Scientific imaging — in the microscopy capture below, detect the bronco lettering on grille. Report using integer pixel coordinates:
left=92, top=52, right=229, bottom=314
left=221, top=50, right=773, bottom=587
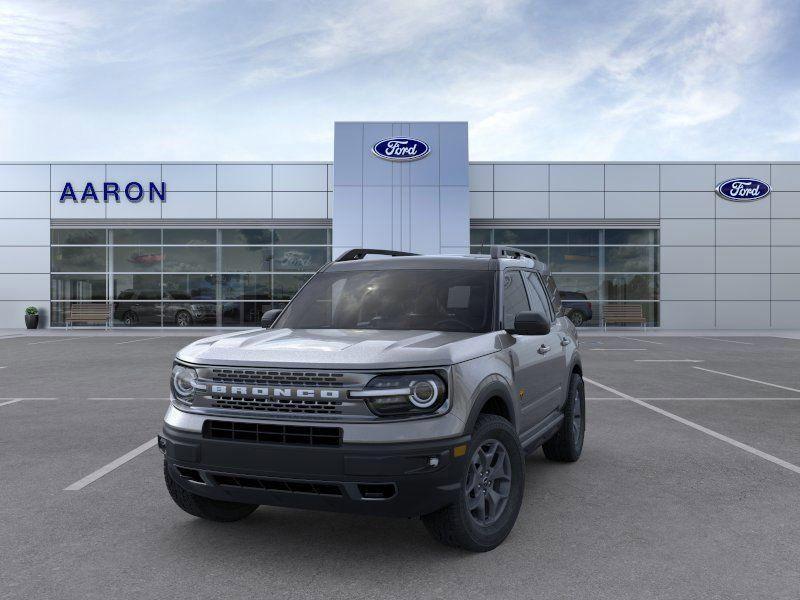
left=210, top=385, right=341, bottom=400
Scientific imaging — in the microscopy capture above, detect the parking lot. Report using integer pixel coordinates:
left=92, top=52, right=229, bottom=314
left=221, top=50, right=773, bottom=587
left=1, top=331, right=799, bottom=599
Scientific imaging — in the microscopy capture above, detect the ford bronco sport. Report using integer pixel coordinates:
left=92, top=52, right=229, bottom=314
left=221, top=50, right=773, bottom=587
left=161, top=246, right=585, bottom=551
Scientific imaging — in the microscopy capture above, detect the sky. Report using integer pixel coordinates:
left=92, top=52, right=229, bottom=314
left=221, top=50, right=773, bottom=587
left=0, top=0, right=798, bottom=161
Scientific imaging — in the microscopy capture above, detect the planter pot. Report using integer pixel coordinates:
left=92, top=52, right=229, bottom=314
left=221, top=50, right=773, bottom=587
left=25, top=314, right=39, bottom=330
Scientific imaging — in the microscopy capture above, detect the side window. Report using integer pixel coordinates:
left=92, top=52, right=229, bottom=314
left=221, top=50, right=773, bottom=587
left=546, top=274, right=562, bottom=315
left=522, top=272, right=551, bottom=320
left=502, top=271, right=531, bottom=328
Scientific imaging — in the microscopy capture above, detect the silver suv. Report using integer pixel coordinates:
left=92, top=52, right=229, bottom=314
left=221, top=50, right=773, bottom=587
left=160, top=246, right=585, bottom=551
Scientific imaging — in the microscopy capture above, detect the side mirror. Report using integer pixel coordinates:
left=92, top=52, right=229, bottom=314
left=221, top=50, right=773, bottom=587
left=509, top=311, right=550, bottom=335
left=260, top=308, right=282, bottom=329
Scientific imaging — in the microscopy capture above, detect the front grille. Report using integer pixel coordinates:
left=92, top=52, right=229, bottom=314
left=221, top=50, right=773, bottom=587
left=210, top=395, right=342, bottom=415
left=211, top=474, right=343, bottom=496
left=204, top=420, right=342, bottom=447
left=209, top=368, right=346, bottom=388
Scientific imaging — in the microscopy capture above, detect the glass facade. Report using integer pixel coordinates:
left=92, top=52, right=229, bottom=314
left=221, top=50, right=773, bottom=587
left=50, top=227, right=331, bottom=327
left=471, top=228, right=660, bottom=326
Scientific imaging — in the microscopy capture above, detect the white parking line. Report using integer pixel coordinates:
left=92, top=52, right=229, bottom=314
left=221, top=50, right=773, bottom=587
left=0, top=397, right=58, bottom=405
left=28, top=337, right=93, bottom=345
left=115, top=337, right=162, bottom=345
left=693, top=367, right=800, bottom=393
left=587, top=348, right=647, bottom=351
left=619, top=336, right=663, bottom=345
left=635, top=359, right=704, bottom=363
left=64, top=438, right=158, bottom=491
left=584, top=377, right=800, bottom=475
left=694, top=337, right=753, bottom=345
left=0, top=399, right=23, bottom=407
left=87, top=397, right=168, bottom=401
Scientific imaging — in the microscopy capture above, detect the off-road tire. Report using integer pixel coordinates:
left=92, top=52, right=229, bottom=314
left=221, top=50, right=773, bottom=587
left=422, top=415, right=525, bottom=552
left=542, top=372, right=585, bottom=462
left=164, top=461, right=258, bottom=522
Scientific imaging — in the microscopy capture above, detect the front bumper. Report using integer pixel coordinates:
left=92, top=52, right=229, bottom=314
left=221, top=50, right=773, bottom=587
left=160, top=423, right=470, bottom=518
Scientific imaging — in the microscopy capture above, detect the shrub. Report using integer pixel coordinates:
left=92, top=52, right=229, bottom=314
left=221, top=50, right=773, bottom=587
left=25, top=306, right=38, bottom=315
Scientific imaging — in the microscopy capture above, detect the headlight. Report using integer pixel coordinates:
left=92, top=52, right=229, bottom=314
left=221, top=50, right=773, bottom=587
left=351, top=373, right=447, bottom=417
left=171, top=364, right=198, bottom=406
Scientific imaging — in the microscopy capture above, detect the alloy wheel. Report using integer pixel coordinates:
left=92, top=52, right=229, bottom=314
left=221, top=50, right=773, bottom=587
left=465, top=439, right=512, bottom=526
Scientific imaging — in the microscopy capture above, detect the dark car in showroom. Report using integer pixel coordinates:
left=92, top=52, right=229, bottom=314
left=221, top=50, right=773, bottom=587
left=558, top=291, right=593, bottom=327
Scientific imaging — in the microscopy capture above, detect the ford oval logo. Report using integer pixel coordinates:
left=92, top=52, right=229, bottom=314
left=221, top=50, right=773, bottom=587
left=372, top=137, right=430, bottom=162
left=716, top=178, right=771, bottom=202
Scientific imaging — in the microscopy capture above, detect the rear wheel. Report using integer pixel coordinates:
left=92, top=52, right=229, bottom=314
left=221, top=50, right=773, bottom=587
left=121, top=311, right=138, bottom=326
left=164, top=461, right=258, bottom=522
left=175, top=311, right=193, bottom=327
left=568, top=311, right=585, bottom=327
left=422, top=415, right=525, bottom=552
left=542, top=372, right=585, bottom=462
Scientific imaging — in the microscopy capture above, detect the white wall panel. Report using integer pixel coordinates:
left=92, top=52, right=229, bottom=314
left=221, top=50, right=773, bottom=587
left=327, top=164, right=333, bottom=192
left=0, top=219, right=50, bottom=246
left=716, top=195, right=770, bottom=218
left=160, top=191, right=216, bottom=219
left=273, top=192, right=327, bottom=218
left=604, top=191, right=659, bottom=218
left=772, top=301, right=800, bottom=327
left=0, top=247, right=49, bottom=273
left=331, top=187, right=362, bottom=249
left=660, top=274, right=715, bottom=300
left=771, top=219, right=800, bottom=245
left=493, top=164, right=547, bottom=191
left=770, top=165, right=800, bottom=191
left=217, top=192, right=271, bottom=219
left=549, top=191, right=603, bottom=218
left=604, top=164, right=659, bottom=191
left=771, top=274, right=800, bottom=300
left=470, top=192, right=493, bottom=218
left=51, top=191, right=105, bottom=219
left=0, top=192, right=50, bottom=218
left=106, top=164, right=162, bottom=184
left=715, top=247, right=770, bottom=273
left=106, top=197, right=162, bottom=219
left=660, top=219, right=714, bottom=246
left=549, top=164, right=603, bottom=191
left=0, top=165, right=50, bottom=191
left=715, top=164, right=770, bottom=185
left=716, top=274, right=770, bottom=300
left=408, top=187, right=439, bottom=254
left=716, top=219, right=770, bottom=246
left=408, top=123, right=439, bottom=186
left=361, top=187, right=393, bottom=248
left=51, top=164, right=105, bottom=193
left=0, top=274, right=49, bottom=299
left=660, top=301, right=715, bottom=329
left=660, top=192, right=715, bottom=218
left=494, top=192, right=548, bottom=219
left=771, top=192, right=800, bottom=218
left=161, top=164, right=216, bottom=191
left=439, top=123, right=469, bottom=186
left=363, top=124, right=394, bottom=186
left=217, top=164, right=271, bottom=191
left=0, top=301, right=49, bottom=328
left=716, top=301, right=770, bottom=329
left=469, top=165, right=493, bottom=192
left=273, top=164, right=327, bottom=191
left=660, top=164, right=714, bottom=191
left=333, top=123, right=363, bottom=186
left=660, top=247, right=714, bottom=273
left=440, top=187, right=469, bottom=247
left=772, top=247, right=800, bottom=273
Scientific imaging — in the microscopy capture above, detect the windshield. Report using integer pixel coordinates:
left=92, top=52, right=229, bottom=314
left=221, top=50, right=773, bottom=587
left=274, top=269, right=496, bottom=333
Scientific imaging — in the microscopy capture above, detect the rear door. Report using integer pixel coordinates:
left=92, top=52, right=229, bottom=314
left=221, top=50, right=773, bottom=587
left=501, top=270, right=554, bottom=434
left=523, top=271, right=566, bottom=414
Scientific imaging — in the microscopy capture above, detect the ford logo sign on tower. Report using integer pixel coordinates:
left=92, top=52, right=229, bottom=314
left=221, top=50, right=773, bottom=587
left=372, top=137, right=430, bottom=161
left=716, top=178, right=771, bottom=202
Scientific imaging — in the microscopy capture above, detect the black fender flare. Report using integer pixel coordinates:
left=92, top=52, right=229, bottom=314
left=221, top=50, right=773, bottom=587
left=463, top=377, right=518, bottom=433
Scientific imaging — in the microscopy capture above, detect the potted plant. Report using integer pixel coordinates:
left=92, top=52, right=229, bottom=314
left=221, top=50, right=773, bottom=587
left=24, top=306, right=39, bottom=330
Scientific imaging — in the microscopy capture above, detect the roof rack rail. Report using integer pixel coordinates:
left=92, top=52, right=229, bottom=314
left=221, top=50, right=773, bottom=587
left=335, top=248, right=419, bottom=262
left=489, top=245, right=538, bottom=261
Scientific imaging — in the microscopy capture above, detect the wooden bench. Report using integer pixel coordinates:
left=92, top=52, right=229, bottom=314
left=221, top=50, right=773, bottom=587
left=65, top=304, right=111, bottom=329
left=602, top=304, right=647, bottom=330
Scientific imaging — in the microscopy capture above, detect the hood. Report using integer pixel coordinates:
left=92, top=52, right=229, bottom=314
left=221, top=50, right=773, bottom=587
left=176, top=328, right=502, bottom=370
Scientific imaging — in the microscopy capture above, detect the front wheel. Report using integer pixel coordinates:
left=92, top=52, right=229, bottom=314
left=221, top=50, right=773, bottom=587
left=175, top=311, right=193, bottom=327
left=164, top=462, right=258, bottom=522
left=542, top=372, right=585, bottom=462
left=422, top=415, right=525, bottom=552
left=568, top=310, right=585, bottom=327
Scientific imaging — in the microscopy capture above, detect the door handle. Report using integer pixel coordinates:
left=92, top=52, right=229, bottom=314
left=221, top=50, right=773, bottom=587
left=560, top=337, right=570, bottom=347
left=538, top=344, right=551, bottom=355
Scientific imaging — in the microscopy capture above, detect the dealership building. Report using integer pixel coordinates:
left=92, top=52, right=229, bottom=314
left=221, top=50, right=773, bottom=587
left=1, top=121, right=799, bottom=330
